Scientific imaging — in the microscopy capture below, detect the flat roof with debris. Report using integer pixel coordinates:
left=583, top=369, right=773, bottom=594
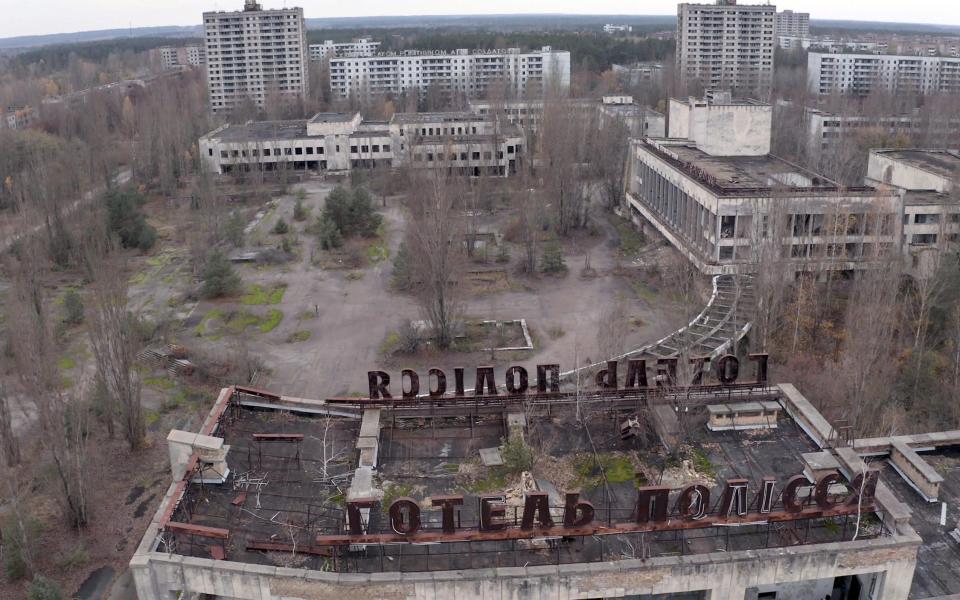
left=641, top=140, right=882, bottom=197
left=148, top=381, right=901, bottom=574
left=881, top=448, right=960, bottom=598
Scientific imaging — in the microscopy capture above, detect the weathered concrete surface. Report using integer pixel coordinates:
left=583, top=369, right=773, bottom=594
left=131, top=532, right=921, bottom=600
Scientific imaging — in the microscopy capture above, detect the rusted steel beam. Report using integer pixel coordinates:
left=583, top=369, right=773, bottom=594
left=314, top=503, right=874, bottom=546
left=234, top=384, right=282, bottom=401
left=246, top=540, right=333, bottom=556
left=156, top=481, right=187, bottom=529
left=252, top=433, right=304, bottom=442
left=164, top=521, right=231, bottom=540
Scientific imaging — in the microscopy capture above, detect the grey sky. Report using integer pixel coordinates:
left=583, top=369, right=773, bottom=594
left=1, top=1, right=959, bottom=39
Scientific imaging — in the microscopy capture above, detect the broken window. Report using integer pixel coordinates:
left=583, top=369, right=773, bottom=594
left=720, top=215, right=736, bottom=239
left=719, top=245, right=734, bottom=260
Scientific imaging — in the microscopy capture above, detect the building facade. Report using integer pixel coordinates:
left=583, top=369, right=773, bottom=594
left=627, top=97, right=901, bottom=275
left=158, top=45, right=207, bottom=70
left=676, top=0, right=776, bottom=99
left=2, top=105, right=36, bottom=130
left=808, top=52, right=960, bottom=96
left=774, top=10, right=810, bottom=38
left=308, top=38, right=381, bottom=61
left=202, top=0, right=309, bottom=113
left=865, top=149, right=960, bottom=274
left=467, top=96, right=665, bottom=137
left=804, top=107, right=960, bottom=170
left=328, top=47, right=571, bottom=102
left=199, top=111, right=524, bottom=176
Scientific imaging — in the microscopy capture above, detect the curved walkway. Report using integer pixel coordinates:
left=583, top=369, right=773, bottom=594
left=562, top=274, right=754, bottom=380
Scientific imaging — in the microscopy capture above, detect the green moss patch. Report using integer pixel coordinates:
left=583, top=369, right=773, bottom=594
left=241, top=283, right=287, bottom=305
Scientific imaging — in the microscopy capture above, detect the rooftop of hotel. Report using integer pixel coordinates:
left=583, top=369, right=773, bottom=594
left=151, top=382, right=900, bottom=574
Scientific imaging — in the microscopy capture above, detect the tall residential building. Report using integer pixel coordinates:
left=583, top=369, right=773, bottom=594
left=328, top=47, right=571, bottom=103
left=774, top=10, right=810, bottom=37
left=309, top=38, right=381, bottom=61
left=676, top=1, right=776, bottom=99
left=202, top=0, right=309, bottom=114
left=807, top=52, right=960, bottom=96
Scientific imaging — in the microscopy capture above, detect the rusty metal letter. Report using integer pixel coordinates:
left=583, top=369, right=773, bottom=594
left=521, top=492, right=554, bottom=530
left=676, top=484, right=710, bottom=520
left=389, top=498, right=421, bottom=535
left=563, top=493, right=595, bottom=527
left=596, top=360, right=619, bottom=389
left=475, top=366, right=497, bottom=396
left=506, top=366, right=529, bottom=395
left=715, top=354, right=740, bottom=385
left=346, top=498, right=376, bottom=534
left=479, top=494, right=507, bottom=531
left=454, top=367, right=465, bottom=396
left=846, top=470, right=880, bottom=507
left=719, top=479, right=749, bottom=517
left=635, top=486, right=671, bottom=523
left=757, top=477, right=776, bottom=513
left=814, top=472, right=845, bottom=509
left=536, top=364, right=560, bottom=393
left=781, top=474, right=812, bottom=513
left=656, top=358, right=678, bottom=387
left=749, top=353, right=769, bottom=384
left=625, top=359, right=648, bottom=388
left=428, top=368, right=447, bottom=397
left=431, top=495, right=464, bottom=533
left=401, top=369, right=420, bottom=399
left=368, top=371, right=391, bottom=399
left=689, top=357, right=709, bottom=385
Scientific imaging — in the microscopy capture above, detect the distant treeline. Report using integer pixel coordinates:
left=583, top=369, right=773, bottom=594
left=307, top=29, right=674, bottom=70
left=9, top=36, right=202, bottom=74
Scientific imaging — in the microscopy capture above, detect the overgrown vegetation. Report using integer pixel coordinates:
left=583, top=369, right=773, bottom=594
left=104, top=187, right=157, bottom=251
left=316, top=185, right=382, bottom=248
left=200, top=250, right=242, bottom=299
left=501, top=430, right=535, bottom=474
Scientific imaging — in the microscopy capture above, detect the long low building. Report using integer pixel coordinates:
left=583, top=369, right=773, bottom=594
left=199, top=111, right=525, bottom=176
left=808, top=51, right=960, bottom=96
left=329, top=47, right=570, bottom=102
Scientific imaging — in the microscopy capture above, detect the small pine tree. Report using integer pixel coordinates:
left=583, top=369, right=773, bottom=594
left=273, top=218, right=290, bottom=235
left=62, top=290, right=84, bottom=325
left=27, top=576, right=63, bottom=600
left=317, top=216, right=343, bottom=250
left=200, top=250, right=242, bottom=299
left=225, top=211, right=245, bottom=247
left=540, top=242, right=567, bottom=274
left=293, top=198, right=309, bottom=222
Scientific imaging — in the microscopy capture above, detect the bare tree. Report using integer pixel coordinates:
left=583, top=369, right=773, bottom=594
left=6, top=244, right=89, bottom=526
left=403, top=167, right=466, bottom=349
left=86, top=247, right=145, bottom=450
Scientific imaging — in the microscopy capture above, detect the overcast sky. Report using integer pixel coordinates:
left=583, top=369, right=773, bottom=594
left=2, top=1, right=959, bottom=39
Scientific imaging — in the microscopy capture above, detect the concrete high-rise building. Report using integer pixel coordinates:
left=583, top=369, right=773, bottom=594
left=774, top=10, right=810, bottom=37
left=676, top=1, right=776, bottom=99
left=808, top=51, right=960, bottom=96
left=202, top=1, right=309, bottom=113
left=328, top=47, right=570, bottom=103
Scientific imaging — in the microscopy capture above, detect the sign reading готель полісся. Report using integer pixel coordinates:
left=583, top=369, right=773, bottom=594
left=316, top=469, right=879, bottom=545
left=364, top=354, right=769, bottom=399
